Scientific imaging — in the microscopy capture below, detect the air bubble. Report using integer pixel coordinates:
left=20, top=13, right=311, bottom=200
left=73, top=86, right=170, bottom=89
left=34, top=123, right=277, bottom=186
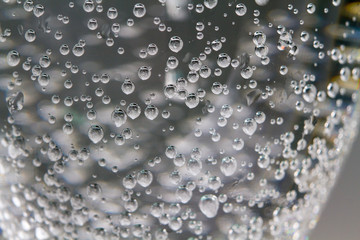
left=7, top=50, right=20, bottom=67
left=144, top=105, right=159, bottom=120
left=133, top=3, right=146, bottom=18
left=87, top=183, right=102, bottom=200
left=235, top=3, right=247, bottom=16
left=137, top=170, right=153, bottom=187
left=243, top=118, right=257, bottom=135
left=217, top=53, right=231, bottom=68
left=24, top=29, right=36, bottom=42
left=203, top=0, right=218, bottom=9
left=169, top=36, right=184, bottom=53
left=307, top=3, right=316, bottom=14
left=126, top=103, right=141, bottom=119
left=138, top=66, right=152, bottom=80
left=88, top=125, right=104, bottom=144
left=220, top=157, right=237, bottom=176
left=199, top=194, right=219, bottom=218
left=111, top=109, right=127, bottom=127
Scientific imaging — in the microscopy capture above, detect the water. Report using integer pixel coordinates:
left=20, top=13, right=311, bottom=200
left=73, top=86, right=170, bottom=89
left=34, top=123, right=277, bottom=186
left=0, top=0, right=359, bottom=239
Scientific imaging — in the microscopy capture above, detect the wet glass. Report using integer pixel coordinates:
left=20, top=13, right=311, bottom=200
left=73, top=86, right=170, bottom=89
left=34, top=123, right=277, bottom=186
left=0, top=0, right=359, bottom=239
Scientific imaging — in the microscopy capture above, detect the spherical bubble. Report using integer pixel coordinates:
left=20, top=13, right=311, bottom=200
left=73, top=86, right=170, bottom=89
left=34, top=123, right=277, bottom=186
left=340, top=67, right=350, bottom=81
left=187, top=71, right=199, bottom=83
left=232, top=138, right=244, bottom=151
left=220, top=156, right=237, bottom=176
left=176, top=185, right=192, bottom=203
left=255, top=0, right=269, bottom=6
left=138, top=66, right=152, bottom=80
left=164, top=84, right=177, bottom=98
left=121, top=79, right=135, bottom=95
left=88, top=125, right=104, bottom=144
left=122, top=128, right=133, bottom=139
left=24, top=29, right=36, bottom=42
left=150, top=202, right=163, bottom=218
left=257, top=155, right=270, bottom=169
left=211, top=82, right=223, bottom=94
left=185, top=93, right=200, bottom=109
left=165, top=146, right=177, bottom=159
left=144, top=105, right=159, bottom=120
left=59, top=44, right=70, bottom=55
left=87, top=18, right=98, bottom=30
left=86, top=109, right=96, bottom=120
left=133, top=3, right=146, bottom=18
left=241, top=66, right=253, bottom=79
left=218, top=118, right=227, bottom=127
left=300, top=31, right=309, bottom=42
left=327, top=82, right=339, bottom=98
left=63, top=123, right=73, bottom=135
left=217, top=53, right=231, bottom=68
left=199, top=194, right=219, bottom=218
left=211, top=39, right=222, bottom=51
left=188, top=57, right=202, bottom=71
left=253, top=31, right=266, bottom=46
left=83, top=0, right=95, bottom=12
left=72, top=44, right=85, bottom=57
left=279, top=65, right=288, bottom=75
left=169, top=217, right=182, bottom=231
left=123, top=174, right=137, bottom=189
left=242, top=118, right=257, bottom=136
left=255, top=45, right=269, bottom=58
left=204, top=0, right=218, bottom=9
left=7, top=50, right=20, bottom=67
left=114, top=134, right=125, bottom=145
left=199, top=65, right=211, bottom=78
left=307, top=3, right=316, bottom=14
left=33, top=4, right=44, bottom=17
left=302, top=84, right=317, bottom=103
left=187, top=158, right=202, bottom=175
left=220, top=104, right=233, bottom=118
left=169, top=36, right=183, bottom=53
left=147, top=43, right=158, bottom=56
left=107, top=7, right=118, bottom=19
left=167, top=56, right=179, bottom=69
left=111, top=109, right=127, bottom=127
left=332, top=0, right=341, bottom=6
left=137, top=170, right=153, bottom=187
left=38, top=73, right=50, bottom=87
left=87, top=183, right=102, bottom=200
left=275, top=169, right=285, bottom=180
left=173, top=154, right=185, bottom=166
left=255, top=111, right=266, bottom=124
left=235, top=3, right=247, bottom=16
left=208, top=176, right=221, bottom=191
left=23, top=0, right=34, bottom=12
left=126, top=103, right=141, bottom=119
left=39, top=55, right=51, bottom=68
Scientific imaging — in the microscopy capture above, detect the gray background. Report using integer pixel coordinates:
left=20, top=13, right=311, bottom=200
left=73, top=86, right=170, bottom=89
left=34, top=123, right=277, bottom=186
left=311, top=133, right=360, bottom=239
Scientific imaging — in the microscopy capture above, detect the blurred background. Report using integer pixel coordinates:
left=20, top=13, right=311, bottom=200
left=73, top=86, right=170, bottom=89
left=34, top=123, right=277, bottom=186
left=311, top=133, right=360, bottom=240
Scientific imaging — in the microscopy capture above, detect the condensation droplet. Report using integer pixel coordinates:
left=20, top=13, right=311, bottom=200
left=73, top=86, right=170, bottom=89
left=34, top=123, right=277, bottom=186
left=220, top=157, right=237, bottom=176
left=88, top=125, right=104, bottom=144
left=133, top=3, right=146, bottom=18
left=7, top=50, right=20, bottom=67
left=87, top=183, right=102, bottom=200
left=235, top=3, right=247, bottom=16
left=199, top=194, right=219, bottom=218
left=169, top=36, right=184, bottom=53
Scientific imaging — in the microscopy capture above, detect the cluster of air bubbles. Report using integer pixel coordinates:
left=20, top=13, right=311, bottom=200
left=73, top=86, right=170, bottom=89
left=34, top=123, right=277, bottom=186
left=0, top=1, right=357, bottom=239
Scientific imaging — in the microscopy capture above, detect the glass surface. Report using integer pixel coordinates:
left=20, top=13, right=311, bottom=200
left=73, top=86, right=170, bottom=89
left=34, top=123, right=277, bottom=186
left=0, top=0, right=359, bottom=239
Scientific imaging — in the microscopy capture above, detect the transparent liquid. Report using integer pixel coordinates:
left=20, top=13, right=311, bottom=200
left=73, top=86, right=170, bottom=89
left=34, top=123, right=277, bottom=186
left=0, top=0, right=359, bottom=239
